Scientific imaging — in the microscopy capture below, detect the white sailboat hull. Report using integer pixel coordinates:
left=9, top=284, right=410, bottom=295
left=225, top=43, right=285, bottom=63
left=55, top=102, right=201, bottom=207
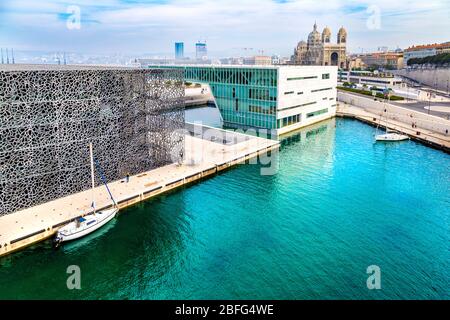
left=53, top=143, right=119, bottom=248
left=376, top=133, right=409, bottom=142
left=55, top=208, right=118, bottom=243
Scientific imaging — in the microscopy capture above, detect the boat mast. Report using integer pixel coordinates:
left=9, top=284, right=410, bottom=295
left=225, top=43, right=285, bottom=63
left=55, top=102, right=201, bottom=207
left=383, top=87, right=389, bottom=133
left=89, top=143, right=96, bottom=213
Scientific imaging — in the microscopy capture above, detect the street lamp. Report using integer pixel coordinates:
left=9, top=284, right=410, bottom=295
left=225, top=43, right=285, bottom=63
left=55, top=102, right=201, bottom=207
left=407, top=82, right=410, bottom=103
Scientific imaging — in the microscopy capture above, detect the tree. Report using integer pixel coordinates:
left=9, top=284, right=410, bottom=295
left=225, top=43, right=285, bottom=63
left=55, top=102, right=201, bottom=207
left=408, top=53, right=450, bottom=66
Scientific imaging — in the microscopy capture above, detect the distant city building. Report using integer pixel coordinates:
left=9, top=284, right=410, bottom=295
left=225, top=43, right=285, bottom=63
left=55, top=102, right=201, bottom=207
left=136, top=58, right=175, bottom=66
left=196, top=42, right=208, bottom=61
left=404, top=41, right=450, bottom=65
left=358, top=51, right=404, bottom=70
left=278, top=57, right=293, bottom=65
left=175, top=42, right=184, bottom=60
left=137, top=58, right=212, bottom=67
left=243, top=56, right=272, bottom=66
left=377, top=46, right=389, bottom=52
left=347, top=55, right=366, bottom=70
left=219, top=57, right=243, bottom=65
left=271, top=55, right=281, bottom=65
left=293, top=23, right=347, bottom=68
left=338, top=70, right=403, bottom=88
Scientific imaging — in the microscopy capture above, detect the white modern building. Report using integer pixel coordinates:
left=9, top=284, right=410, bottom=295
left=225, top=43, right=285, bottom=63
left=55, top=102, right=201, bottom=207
left=338, top=70, right=403, bottom=88
left=148, top=65, right=338, bottom=135
left=276, top=66, right=337, bottom=134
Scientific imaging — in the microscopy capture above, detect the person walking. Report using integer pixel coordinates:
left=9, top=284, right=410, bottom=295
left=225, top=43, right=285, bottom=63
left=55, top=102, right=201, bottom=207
left=126, top=173, right=130, bottom=183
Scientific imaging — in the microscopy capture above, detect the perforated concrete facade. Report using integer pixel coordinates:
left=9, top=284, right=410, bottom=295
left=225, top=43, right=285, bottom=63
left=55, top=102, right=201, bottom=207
left=0, top=66, right=185, bottom=216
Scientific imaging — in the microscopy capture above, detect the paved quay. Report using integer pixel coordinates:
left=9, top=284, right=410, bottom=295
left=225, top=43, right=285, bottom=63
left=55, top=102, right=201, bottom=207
left=0, top=125, right=279, bottom=257
left=337, top=103, right=450, bottom=152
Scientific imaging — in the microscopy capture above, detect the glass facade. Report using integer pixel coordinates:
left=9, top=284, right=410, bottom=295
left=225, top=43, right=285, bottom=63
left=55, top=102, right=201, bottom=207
left=154, top=66, right=278, bottom=129
left=195, top=43, right=207, bottom=60
left=175, top=42, right=184, bottom=60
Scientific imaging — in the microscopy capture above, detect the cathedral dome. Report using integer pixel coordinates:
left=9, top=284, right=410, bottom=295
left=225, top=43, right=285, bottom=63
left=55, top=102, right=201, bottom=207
left=337, top=26, right=347, bottom=44
left=308, top=23, right=322, bottom=44
left=338, top=27, right=347, bottom=36
left=322, top=27, right=331, bottom=43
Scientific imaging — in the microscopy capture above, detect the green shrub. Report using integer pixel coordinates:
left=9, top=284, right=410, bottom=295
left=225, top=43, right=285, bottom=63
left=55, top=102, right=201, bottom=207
left=338, top=86, right=404, bottom=101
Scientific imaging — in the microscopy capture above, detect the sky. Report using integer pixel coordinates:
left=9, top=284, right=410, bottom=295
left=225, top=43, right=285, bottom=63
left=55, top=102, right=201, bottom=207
left=0, top=0, right=449, bottom=58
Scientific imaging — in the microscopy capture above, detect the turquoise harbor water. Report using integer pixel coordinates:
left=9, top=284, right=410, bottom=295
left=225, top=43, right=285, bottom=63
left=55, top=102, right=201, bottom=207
left=0, top=111, right=449, bottom=299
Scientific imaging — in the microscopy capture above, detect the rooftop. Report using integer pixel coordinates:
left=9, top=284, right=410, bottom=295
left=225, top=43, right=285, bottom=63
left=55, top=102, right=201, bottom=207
left=0, top=64, right=139, bottom=71
left=146, top=64, right=338, bottom=70
left=405, top=42, right=450, bottom=52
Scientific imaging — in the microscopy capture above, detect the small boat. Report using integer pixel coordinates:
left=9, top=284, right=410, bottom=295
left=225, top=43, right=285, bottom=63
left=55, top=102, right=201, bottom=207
left=375, top=100, right=409, bottom=143
left=54, top=143, right=119, bottom=247
left=376, top=131, right=410, bottom=142
left=54, top=208, right=118, bottom=245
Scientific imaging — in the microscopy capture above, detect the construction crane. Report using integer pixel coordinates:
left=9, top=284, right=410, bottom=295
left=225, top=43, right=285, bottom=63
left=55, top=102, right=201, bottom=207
left=232, top=47, right=254, bottom=56
left=233, top=47, right=254, bottom=51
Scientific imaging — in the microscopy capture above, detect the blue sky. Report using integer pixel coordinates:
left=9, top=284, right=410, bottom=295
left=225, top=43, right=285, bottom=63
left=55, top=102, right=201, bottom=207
left=0, top=0, right=449, bottom=57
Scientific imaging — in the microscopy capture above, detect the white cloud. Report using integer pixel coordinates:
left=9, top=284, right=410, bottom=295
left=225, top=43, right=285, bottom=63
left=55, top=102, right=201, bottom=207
left=0, top=0, right=449, bottom=56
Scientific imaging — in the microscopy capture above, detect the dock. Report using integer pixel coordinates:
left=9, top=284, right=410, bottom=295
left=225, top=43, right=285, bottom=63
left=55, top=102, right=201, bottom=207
left=0, top=124, right=279, bottom=257
left=337, top=92, right=450, bottom=153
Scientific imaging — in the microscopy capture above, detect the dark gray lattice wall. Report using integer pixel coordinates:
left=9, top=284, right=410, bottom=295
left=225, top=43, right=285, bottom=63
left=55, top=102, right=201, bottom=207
left=0, top=67, right=185, bottom=216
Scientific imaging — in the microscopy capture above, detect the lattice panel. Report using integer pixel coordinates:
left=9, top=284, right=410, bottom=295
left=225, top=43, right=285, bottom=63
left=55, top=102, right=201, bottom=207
left=0, top=68, right=185, bottom=216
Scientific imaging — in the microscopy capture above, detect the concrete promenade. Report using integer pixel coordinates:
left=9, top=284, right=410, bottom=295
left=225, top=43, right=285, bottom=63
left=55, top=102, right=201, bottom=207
left=0, top=125, right=279, bottom=257
left=185, top=84, right=215, bottom=107
left=337, top=102, right=450, bottom=152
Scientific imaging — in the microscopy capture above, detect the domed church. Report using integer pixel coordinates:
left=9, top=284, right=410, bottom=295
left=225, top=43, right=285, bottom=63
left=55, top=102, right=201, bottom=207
left=293, top=22, right=347, bottom=68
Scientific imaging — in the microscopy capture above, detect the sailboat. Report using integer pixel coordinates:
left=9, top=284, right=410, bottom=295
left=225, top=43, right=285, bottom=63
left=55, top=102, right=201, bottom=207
left=53, top=143, right=119, bottom=247
left=375, top=130, right=410, bottom=142
left=375, top=98, right=409, bottom=142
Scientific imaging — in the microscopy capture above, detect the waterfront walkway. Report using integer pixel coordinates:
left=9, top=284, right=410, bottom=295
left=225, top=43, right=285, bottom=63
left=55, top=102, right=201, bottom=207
left=0, top=125, right=279, bottom=257
left=337, top=103, right=450, bottom=152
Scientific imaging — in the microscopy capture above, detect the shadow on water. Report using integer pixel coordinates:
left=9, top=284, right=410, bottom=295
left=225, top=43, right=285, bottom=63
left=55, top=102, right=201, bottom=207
left=60, top=218, right=118, bottom=254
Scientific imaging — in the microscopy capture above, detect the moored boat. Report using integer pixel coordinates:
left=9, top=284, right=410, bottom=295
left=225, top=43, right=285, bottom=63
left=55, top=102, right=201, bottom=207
left=375, top=132, right=410, bottom=142
left=53, top=143, right=119, bottom=248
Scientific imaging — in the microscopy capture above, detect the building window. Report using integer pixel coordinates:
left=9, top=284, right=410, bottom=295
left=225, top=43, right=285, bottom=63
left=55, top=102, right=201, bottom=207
left=249, top=105, right=276, bottom=115
left=306, top=108, right=328, bottom=118
left=249, top=88, right=276, bottom=101
left=297, top=92, right=303, bottom=95
left=278, top=113, right=302, bottom=128
left=311, top=87, right=333, bottom=93
left=287, top=76, right=318, bottom=81
left=322, top=73, right=330, bottom=79
left=284, top=91, right=294, bottom=95
left=279, top=101, right=317, bottom=111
